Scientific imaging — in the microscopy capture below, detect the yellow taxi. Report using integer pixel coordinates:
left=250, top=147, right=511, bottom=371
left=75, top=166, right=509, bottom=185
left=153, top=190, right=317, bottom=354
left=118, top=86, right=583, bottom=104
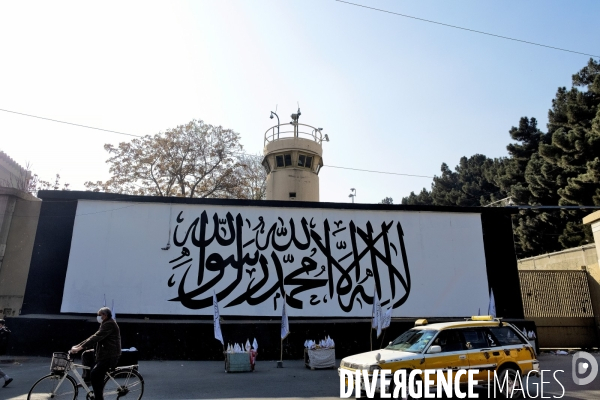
left=339, top=316, right=539, bottom=397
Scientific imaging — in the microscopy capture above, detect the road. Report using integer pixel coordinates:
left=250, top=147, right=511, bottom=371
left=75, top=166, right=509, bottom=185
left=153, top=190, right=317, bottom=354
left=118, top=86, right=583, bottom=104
left=1, top=353, right=599, bottom=399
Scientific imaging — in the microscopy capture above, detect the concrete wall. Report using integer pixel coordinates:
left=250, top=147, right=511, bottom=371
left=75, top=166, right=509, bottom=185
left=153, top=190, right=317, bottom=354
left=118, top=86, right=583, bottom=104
left=518, top=244, right=598, bottom=271
left=0, top=187, right=41, bottom=318
left=584, top=211, right=600, bottom=268
left=0, top=151, right=31, bottom=190
left=527, top=317, right=597, bottom=348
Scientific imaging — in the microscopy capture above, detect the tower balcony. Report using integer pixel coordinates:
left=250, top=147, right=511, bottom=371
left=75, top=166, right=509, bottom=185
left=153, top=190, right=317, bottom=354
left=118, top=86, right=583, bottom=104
left=264, top=122, right=327, bottom=146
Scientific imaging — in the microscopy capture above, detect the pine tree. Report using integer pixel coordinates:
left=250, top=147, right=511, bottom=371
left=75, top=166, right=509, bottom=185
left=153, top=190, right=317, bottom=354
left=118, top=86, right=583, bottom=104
left=401, top=59, right=600, bottom=258
left=401, top=189, right=433, bottom=205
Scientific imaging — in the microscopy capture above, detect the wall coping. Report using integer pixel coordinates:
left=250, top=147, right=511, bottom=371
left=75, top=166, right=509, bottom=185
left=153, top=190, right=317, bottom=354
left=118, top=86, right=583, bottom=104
left=0, top=187, right=41, bottom=202
left=37, top=190, right=518, bottom=214
left=583, top=210, right=600, bottom=225
left=517, top=244, right=596, bottom=262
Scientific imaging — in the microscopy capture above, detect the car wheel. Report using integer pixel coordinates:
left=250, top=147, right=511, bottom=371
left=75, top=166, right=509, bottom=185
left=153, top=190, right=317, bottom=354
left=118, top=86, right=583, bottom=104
left=496, top=367, right=523, bottom=398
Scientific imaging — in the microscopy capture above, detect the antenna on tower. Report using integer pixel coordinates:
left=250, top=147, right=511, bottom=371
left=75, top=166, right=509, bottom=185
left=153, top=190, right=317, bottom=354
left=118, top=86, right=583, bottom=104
left=291, top=102, right=301, bottom=123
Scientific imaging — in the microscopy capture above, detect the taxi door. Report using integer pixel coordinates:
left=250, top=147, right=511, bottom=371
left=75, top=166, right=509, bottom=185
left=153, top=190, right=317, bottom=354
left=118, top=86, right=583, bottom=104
left=462, top=327, right=504, bottom=383
left=424, top=329, right=470, bottom=386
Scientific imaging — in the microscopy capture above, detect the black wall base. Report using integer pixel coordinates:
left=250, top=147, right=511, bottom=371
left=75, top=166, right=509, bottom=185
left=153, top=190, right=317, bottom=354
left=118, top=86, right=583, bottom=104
left=5, top=316, right=538, bottom=361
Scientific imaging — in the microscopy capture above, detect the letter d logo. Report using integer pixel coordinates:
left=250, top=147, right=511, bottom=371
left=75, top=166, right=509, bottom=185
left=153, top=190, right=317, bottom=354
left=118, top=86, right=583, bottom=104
left=572, top=351, right=598, bottom=385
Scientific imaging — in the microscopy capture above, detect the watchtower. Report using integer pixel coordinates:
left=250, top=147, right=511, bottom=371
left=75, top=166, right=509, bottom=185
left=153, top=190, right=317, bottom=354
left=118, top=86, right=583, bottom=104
left=262, top=109, right=327, bottom=201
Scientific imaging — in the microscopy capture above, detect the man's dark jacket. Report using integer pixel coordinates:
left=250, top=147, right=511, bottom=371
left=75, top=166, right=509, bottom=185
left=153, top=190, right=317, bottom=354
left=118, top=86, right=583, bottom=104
left=79, top=319, right=121, bottom=361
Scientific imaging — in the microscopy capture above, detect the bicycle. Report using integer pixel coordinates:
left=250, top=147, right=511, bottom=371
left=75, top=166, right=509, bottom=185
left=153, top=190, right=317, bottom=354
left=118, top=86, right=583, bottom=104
left=27, top=351, right=144, bottom=400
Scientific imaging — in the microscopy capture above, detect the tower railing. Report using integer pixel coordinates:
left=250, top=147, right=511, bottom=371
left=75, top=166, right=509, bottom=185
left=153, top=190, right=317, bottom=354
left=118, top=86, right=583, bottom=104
left=264, top=123, right=324, bottom=146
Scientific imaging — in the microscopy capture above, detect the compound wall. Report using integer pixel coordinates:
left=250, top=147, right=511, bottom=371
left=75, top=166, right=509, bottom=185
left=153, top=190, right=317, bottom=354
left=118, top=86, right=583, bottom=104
left=8, top=191, right=524, bottom=360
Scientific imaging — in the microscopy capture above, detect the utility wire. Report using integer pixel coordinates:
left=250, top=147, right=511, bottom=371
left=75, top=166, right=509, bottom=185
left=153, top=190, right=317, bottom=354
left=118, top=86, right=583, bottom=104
left=326, top=165, right=433, bottom=178
left=0, top=108, right=143, bottom=138
left=0, top=108, right=434, bottom=179
left=336, top=0, right=600, bottom=59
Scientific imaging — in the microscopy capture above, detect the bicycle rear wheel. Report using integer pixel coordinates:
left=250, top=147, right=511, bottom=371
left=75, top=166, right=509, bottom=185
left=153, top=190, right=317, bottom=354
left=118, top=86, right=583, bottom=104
left=103, top=368, right=144, bottom=400
left=28, top=374, right=78, bottom=400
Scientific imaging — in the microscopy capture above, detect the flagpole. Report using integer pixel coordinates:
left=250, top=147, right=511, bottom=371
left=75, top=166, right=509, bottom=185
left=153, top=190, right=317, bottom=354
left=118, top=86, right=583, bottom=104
left=278, top=292, right=287, bottom=368
left=281, top=293, right=284, bottom=365
left=370, top=287, right=374, bottom=351
left=369, top=316, right=373, bottom=351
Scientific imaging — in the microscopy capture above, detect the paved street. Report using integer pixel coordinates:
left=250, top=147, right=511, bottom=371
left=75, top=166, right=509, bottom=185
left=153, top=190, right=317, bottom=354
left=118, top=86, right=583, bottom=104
left=1, top=353, right=600, bottom=399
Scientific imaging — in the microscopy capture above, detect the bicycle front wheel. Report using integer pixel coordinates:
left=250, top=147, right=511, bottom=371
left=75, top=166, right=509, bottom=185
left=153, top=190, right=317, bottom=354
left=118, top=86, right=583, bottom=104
left=28, top=374, right=78, bottom=400
left=103, top=368, right=144, bottom=400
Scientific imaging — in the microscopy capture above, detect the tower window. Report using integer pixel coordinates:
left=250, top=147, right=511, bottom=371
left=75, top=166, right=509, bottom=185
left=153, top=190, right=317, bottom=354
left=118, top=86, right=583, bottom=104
left=298, top=154, right=306, bottom=167
left=289, top=192, right=296, bottom=198
left=298, top=154, right=313, bottom=169
left=305, top=156, right=313, bottom=169
left=276, top=155, right=284, bottom=167
left=275, top=153, right=294, bottom=168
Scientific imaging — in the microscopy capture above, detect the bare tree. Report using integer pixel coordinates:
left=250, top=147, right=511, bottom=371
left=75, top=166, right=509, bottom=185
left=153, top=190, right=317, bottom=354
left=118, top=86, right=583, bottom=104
left=30, top=173, right=70, bottom=195
left=85, top=119, right=250, bottom=198
left=234, top=153, right=267, bottom=200
left=0, top=161, right=69, bottom=195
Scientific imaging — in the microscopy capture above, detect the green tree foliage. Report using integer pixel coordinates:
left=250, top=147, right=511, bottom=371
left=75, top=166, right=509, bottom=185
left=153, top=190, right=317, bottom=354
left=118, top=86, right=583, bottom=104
left=401, top=59, right=600, bottom=258
left=379, top=197, right=394, bottom=204
left=401, top=189, right=433, bottom=205
left=429, top=155, right=506, bottom=207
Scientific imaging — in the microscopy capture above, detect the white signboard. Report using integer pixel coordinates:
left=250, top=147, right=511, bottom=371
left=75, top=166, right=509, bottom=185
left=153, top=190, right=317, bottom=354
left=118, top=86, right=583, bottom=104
left=61, top=200, right=490, bottom=317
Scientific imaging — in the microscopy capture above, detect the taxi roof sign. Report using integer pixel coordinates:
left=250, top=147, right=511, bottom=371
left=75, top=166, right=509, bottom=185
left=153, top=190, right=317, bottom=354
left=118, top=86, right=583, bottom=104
left=414, top=319, right=428, bottom=326
left=470, top=315, right=494, bottom=321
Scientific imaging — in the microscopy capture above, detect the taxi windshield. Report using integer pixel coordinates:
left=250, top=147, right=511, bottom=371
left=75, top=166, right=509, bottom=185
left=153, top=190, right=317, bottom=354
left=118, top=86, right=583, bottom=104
left=386, top=329, right=437, bottom=353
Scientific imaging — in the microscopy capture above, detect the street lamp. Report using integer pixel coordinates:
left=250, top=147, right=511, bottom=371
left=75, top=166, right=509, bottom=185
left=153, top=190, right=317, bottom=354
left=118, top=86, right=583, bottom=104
left=270, top=111, right=280, bottom=139
left=349, top=188, right=356, bottom=203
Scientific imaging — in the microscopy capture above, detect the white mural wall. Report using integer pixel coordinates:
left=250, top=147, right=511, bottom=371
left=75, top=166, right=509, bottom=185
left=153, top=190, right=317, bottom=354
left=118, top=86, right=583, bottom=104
left=61, top=200, right=490, bottom=317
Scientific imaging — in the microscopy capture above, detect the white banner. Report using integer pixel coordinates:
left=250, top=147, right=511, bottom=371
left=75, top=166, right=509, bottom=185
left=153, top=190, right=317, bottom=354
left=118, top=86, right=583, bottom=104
left=61, top=200, right=490, bottom=317
left=213, top=291, right=223, bottom=344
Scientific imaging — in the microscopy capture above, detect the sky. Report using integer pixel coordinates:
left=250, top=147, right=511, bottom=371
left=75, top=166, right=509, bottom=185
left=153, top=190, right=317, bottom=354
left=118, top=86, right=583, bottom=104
left=1, top=0, right=599, bottom=204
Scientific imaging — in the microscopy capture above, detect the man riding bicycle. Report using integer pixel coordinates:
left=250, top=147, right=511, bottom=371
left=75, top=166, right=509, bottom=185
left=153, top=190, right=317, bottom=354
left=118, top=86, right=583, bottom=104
left=71, top=307, right=121, bottom=400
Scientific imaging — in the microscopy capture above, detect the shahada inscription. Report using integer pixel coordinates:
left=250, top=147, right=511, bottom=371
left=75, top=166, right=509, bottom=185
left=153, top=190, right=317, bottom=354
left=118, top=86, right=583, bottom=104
left=168, top=211, right=411, bottom=313
left=61, top=201, right=490, bottom=317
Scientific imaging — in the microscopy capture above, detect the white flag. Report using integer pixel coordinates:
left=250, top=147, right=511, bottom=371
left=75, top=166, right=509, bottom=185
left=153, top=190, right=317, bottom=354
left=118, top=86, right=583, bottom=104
left=488, top=288, right=496, bottom=318
left=382, top=308, right=392, bottom=330
left=372, top=289, right=382, bottom=338
left=213, top=291, right=224, bottom=345
left=281, top=297, right=290, bottom=339
left=371, top=290, right=378, bottom=329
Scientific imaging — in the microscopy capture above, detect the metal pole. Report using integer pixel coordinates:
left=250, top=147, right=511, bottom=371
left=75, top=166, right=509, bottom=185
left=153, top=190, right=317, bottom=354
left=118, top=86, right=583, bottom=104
left=369, top=317, right=372, bottom=351
left=271, top=112, right=280, bottom=139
